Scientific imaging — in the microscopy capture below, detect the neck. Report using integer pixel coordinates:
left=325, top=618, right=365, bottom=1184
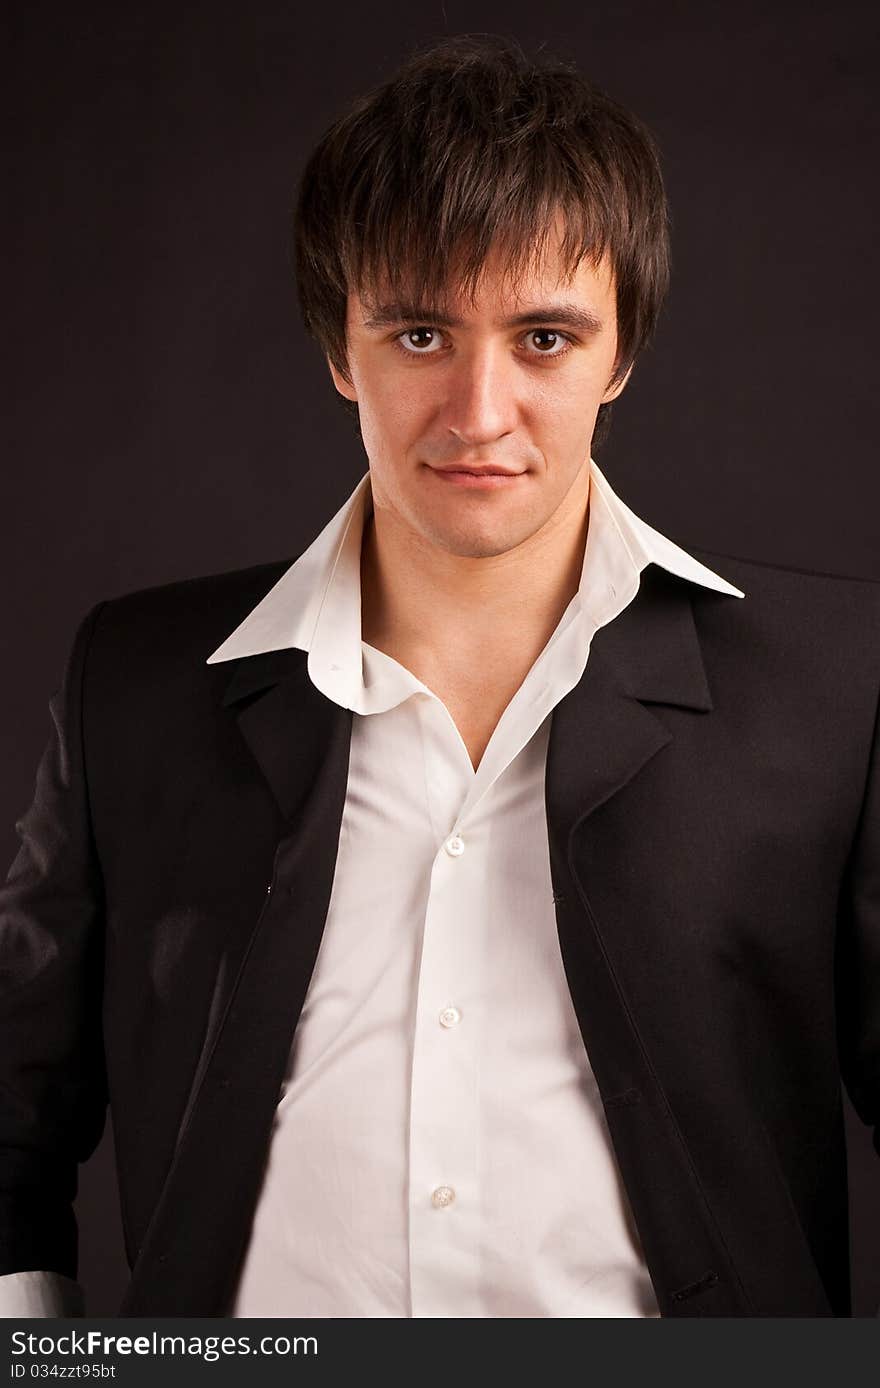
left=360, top=462, right=591, bottom=681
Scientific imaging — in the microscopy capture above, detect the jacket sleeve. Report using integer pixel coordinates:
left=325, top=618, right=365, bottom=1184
left=0, top=604, right=109, bottom=1282
left=837, top=667, right=880, bottom=1159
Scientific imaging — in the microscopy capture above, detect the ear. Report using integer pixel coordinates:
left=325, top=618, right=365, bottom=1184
left=327, top=356, right=358, bottom=403
left=601, top=361, right=634, bottom=405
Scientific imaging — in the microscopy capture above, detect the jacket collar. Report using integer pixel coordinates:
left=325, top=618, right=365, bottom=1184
left=220, top=557, right=716, bottom=831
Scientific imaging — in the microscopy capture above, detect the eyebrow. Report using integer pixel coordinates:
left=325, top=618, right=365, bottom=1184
left=361, top=301, right=605, bottom=334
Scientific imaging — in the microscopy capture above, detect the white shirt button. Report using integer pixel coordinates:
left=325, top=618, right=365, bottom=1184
left=445, top=834, right=465, bottom=857
left=431, top=1185, right=456, bottom=1208
left=439, top=1006, right=461, bottom=1028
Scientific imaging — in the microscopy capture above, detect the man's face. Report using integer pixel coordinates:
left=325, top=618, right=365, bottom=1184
left=327, top=233, right=630, bottom=560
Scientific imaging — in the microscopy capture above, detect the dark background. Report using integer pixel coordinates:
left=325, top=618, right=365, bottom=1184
left=4, top=0, right=879, bottom=1315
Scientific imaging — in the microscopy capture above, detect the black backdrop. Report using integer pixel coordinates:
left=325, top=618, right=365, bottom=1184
left=5, top=0, right=879, bottom=1315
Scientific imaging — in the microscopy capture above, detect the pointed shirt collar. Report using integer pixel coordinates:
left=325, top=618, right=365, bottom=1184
left=207, top=459, right=745, bottom=714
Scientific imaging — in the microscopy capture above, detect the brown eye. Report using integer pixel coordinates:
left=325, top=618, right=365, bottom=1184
left=397, top=327, right=443, bottom=354
left=527, top=329, right=567, bottom=354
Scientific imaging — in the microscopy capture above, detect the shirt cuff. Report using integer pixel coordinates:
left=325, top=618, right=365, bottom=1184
left=0, top=1271, right=85, bottom=1317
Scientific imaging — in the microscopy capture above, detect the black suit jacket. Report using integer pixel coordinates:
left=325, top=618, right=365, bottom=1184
left=1, top=548, right=878, bottom=1317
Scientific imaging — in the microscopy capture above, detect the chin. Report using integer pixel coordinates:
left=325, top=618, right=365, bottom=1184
left=420, top=517, right=536, bottom=560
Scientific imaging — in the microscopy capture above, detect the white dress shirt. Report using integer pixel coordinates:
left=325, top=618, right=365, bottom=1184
left=0, top=458, right=743, bottom=1318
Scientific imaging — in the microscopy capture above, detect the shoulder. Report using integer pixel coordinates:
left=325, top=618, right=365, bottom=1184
left=87, top=558, right=296, bottom=666
left=675, top=545, right=880, bottom=728
left=686, top=544, right=880, bottom=595
left=683, top=544, right=880, bottom=639
left=74, top=559, right=297, bottom=726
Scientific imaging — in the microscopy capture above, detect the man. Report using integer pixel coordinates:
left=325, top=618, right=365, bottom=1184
left=1, top=35, right=878, bottom=1319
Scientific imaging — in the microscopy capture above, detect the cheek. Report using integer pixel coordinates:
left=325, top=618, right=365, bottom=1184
left=361, top=379, right=425, bottom=450
left=529, top=374, right=604, bottom=438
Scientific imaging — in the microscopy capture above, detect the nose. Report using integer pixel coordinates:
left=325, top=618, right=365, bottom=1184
left=444, top=341, right=518, bottom=448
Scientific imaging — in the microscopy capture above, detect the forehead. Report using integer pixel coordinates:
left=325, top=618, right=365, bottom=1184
left=351, top=241, right=616, bottom=326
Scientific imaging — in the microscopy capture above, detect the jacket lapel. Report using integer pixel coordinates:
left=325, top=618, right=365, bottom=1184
left=121, top=649, right=354, bottom=1315
left=546, top=562, right=713, bottom=832
left=222, top=647, right=347, bottom=820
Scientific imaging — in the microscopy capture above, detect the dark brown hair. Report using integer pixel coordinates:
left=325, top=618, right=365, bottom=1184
left=293, top=34, right=670, bottom=449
